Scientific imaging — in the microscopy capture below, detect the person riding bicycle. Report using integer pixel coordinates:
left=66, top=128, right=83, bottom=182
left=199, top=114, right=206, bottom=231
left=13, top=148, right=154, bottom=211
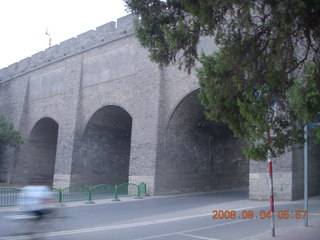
left=19, top=185, right=54, bottom=220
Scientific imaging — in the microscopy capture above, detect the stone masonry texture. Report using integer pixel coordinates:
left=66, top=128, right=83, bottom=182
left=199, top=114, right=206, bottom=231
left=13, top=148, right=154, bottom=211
left=0, top=14, right=319, bottom=199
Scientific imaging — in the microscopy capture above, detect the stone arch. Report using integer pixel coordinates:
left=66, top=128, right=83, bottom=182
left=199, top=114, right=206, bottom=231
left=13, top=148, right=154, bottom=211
left=26, top=117, right=59, bottom=185
left=165, top=87, right=201, bottom=129
left=155, top=90, right=249, bottom=194
left=84, top=102, right=133, bottom=132
left=71, top=105, right=132, bottom=185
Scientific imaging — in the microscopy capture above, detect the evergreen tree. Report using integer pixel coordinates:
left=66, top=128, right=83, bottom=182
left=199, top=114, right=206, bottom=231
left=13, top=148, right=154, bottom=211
left=125, top=0, right=320, bottom=160
left=0, top=115, right=23, bottom=151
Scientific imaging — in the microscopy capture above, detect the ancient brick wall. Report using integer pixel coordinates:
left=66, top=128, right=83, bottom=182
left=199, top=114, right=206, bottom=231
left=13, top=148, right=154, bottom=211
left=0, top=14, right=318, bottom=199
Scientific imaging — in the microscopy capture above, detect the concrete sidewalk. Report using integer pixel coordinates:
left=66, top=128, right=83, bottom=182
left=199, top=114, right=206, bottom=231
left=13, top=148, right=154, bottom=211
left=247, top=217, right=320, bottom=240
left=248, top=195, right=320, bottom=240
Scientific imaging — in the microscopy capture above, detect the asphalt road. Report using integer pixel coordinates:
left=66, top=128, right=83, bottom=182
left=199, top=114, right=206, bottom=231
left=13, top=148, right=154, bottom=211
left=0, top=190, right=319, bottom=240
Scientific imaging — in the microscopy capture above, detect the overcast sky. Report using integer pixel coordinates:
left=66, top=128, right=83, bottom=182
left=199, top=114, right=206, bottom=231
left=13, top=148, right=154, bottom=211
left=0, top=0, right=128, bottom=69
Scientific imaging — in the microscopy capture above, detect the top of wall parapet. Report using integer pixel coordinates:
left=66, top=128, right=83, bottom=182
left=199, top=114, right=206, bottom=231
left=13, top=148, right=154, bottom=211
left=0, top=14, right=137, bottom=83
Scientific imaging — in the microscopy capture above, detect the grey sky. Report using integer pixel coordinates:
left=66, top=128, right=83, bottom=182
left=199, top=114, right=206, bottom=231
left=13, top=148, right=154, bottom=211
left=0, top=0, right=127, bottom=69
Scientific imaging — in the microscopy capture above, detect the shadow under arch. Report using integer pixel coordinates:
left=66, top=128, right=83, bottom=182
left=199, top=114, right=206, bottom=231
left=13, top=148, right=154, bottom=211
left=71, top=105, right=132, bottom=185
left=26, top=117, right=59, bottom=185
left=154, top=90, right=249, bottom=194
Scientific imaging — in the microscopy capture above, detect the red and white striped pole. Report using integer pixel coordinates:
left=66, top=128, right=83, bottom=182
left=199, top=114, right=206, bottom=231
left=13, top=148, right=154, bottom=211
left=267, top=129, right=275, bottom=237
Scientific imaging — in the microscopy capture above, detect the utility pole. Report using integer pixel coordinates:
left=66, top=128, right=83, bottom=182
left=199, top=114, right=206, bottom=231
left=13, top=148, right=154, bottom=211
left=304, top=124, right=308, bottom=227
left=267, top=129, right=275, bottom=237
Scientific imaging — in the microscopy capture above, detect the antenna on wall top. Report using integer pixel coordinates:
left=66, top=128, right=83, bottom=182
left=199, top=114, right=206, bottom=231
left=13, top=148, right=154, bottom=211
left=45, top=28, right=52, bottom=47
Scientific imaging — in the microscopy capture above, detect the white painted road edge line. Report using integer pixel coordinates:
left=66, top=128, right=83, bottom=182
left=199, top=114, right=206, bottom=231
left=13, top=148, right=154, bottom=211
left=131, top=218, right=251, bottom=240
left=178, top=232, right=221, bottom=240
left=0, top=204, right=270, bottom=240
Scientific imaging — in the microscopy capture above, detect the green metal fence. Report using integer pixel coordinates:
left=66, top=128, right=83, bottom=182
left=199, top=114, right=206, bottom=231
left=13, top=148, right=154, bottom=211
left=91, top=184, right=115, bottom=200
left=61, top=185, right=92, bottom=202
left=0, top=182, right=147, bottom=207
left=0, top=187, right=21, bottom=207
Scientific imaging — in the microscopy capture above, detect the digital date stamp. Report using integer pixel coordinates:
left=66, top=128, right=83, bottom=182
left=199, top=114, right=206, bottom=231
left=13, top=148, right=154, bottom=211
left=212, top=210, right=307, bottom=220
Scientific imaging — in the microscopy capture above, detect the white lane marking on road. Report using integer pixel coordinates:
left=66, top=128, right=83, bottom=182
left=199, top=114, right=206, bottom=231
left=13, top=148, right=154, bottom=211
left=178, top=233, right=220, bottom=240
left=130, top=232, right=179, bottom=240
left=131, top=219, right=251, bottom=240
left=184, top=218, right=251, bottom=233
left=0, top=204, right=269, bottom=240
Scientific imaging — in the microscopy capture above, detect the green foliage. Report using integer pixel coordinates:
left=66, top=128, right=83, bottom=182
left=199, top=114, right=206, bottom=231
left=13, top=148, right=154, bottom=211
left=126, top=0, right=320, bottom=160
left=197, top=49, right=305, bottom=160
left=289, top=62, right=320, bottom=143
left=289, top=63, right=320, bottom=122
left=0, top=115, right=23, bottom=150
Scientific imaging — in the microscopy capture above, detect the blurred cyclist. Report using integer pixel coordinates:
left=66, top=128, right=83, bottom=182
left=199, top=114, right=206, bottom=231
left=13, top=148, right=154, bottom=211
left=19, top=185, right=54, bottom=220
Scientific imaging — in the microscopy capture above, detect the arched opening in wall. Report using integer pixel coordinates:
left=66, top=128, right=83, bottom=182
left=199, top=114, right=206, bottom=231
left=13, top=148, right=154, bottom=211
left=71, top=105, right=132, bottom=186
left=155, top=90, right=249, bottom=194
left=27, top=117, right=58, bottom=185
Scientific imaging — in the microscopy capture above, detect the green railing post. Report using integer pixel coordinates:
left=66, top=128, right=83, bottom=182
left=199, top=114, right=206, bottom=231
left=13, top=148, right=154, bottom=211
left=135, top=185, right=143, bottom=199
left=56, top=188, right=66, bottom=206
left=112, top=185, right=120, bottom=201
left=59, top=188, right=62, bottom=203
left=85, top=186, right=95, bottom=204
left=140, top=182, right=149, bottom=196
